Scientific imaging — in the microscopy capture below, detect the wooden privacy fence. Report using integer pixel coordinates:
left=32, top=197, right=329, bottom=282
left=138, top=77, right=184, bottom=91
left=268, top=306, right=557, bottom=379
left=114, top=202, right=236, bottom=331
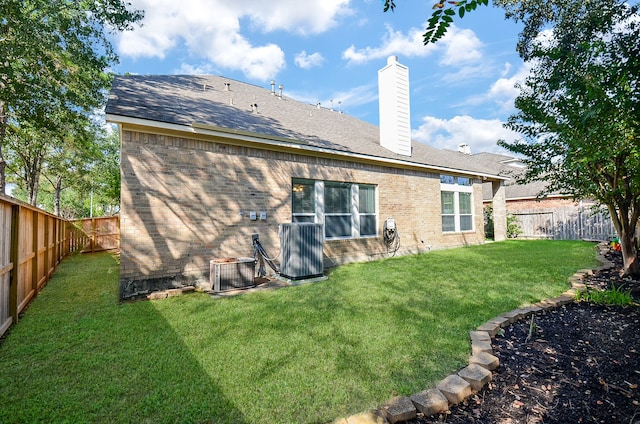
left=0, top=194, right=119, bottom=337
left=512, top=205, right=616, bottom=241
left=75, top=216, right=120, bottom=253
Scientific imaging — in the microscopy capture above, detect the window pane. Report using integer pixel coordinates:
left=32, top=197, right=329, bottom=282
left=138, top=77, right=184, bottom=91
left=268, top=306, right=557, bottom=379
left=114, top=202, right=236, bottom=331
left=458, top=177, right=472, bottom=186
left=359, top=185, right=375, bottom=214
left=460, top=215, right=472, bottom=231
left=442, top=216, right=455, bottom=232
left=360, top=215, right=376, bottom=236
left=441, top=191, right=455, bottom=214
left=459, top=192, right=472, bottom=214
left=440, top=175, right=455, bottom=184
left=293, top=215, right=315, bottom=223
left=325, top=215, right=351, bottom=238
left=292, top=181, right=314, bottom=214
left=325, top=183, right=350, bottom=213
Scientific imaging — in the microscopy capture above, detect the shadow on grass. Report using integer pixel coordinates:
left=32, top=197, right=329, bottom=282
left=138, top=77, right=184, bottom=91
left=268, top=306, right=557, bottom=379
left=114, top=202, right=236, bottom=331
left=0, top=252, right=247, bottom=424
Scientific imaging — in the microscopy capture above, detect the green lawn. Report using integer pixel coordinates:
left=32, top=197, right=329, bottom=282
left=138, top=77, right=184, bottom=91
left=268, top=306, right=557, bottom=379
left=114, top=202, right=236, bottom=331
left=0, top=240, right=598, bottom=424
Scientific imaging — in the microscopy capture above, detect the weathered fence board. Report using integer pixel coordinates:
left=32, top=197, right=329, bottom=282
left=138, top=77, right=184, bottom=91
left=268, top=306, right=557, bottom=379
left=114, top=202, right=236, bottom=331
left=0, top=194, right=120, bottom=337
left=512, top=205, right=616, bottom=241
left=0, top=202, right=12, bottom=336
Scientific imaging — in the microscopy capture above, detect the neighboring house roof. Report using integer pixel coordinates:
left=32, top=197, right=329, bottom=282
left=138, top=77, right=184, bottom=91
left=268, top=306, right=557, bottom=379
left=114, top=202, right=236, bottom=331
left=106, top=74, right=506, bottom=180
left=474, top=152, right=562, bottom=201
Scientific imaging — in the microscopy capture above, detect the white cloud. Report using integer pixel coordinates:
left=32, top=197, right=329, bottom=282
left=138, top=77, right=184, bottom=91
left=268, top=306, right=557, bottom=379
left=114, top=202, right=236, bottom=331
left=175, top=63, right=217, bottom=75
left=455, top=62, right=531, bottom=114
left=242, top=0, right=353, bottom=34
left=294, top=51, right=325, bottom=69
left=323, top=84, right=378, bottom=109
left=117, top=0, right=351, bottom=81
left=342, top=24, right=436, bottom=64
left=288, top=84, right=378, bottom=111
left=412, top=115, right=521, bottom=153
left=438, top=27, right=483, bottom=66
left=486, top=63, right=530, bottom=111
left=342, top=23, right=482, bottom=66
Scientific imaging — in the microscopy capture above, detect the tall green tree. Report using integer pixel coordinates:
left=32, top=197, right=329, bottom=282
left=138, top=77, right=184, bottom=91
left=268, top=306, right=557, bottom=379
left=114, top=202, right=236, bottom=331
left=11, top=123, right=121, bottom=218
left=4, top=123, right=46, bottom=205
left=0, top=0, right=143, bottom=193
left=42, top=121, right=102, bottom=216
left=498, top=0, right=640, bottom=276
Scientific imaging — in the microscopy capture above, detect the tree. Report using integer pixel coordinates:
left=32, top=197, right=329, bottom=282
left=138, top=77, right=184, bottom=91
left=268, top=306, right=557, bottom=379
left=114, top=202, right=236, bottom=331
left=0, top=0, right=143, bottom=193
left=9, top=123, right=121, bottom=219
left=383, top=0, right=492, bottom=44
left=41, top=121, right=102, bottom=216
left=4, top=123, right=47, bottom=205
left=498, top=0, right=640, bottom=276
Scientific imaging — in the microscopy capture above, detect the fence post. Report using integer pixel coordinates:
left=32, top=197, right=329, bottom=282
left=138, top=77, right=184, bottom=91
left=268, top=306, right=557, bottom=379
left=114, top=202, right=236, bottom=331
left=92, top=217, right=96, bottom=253
left=31, top=211, right=38, bottom=292
left=9, top=205, right=20, bottom=324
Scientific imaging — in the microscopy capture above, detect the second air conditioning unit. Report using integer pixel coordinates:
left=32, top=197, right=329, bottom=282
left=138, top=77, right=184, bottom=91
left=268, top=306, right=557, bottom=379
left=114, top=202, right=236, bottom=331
left=210, top=257, right=255, bottom=292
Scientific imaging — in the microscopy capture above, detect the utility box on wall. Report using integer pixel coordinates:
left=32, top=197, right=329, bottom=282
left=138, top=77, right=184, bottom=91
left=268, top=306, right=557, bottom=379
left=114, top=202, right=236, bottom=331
left=279, top=223, right=324, bottom=280
left=210, top=257, right=255, bottom=292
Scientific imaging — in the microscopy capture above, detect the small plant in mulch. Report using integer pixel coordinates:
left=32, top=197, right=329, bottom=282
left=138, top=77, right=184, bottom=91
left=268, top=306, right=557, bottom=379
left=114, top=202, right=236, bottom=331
left=576, top=284, right=635, bottom=306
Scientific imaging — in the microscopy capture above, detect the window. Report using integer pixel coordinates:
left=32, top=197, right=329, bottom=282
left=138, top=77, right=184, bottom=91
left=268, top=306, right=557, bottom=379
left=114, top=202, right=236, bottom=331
left=441, top=191, right=456, bottom=232
left=292, top=180, right=315, bottom=223
left=324, top=182, right=352, bottom=238
left=291, top=179, right=377, bottom=239
left=359, top=185, right=376, bottom=236
left=440, top=175, right=474, bottom=233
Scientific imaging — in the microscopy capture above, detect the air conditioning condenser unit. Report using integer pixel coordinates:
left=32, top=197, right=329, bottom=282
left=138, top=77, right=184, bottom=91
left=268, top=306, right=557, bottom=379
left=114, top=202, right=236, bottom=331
left=210, top=257, right=255, bottom=292
left=279, top=223, right=323, bottom=280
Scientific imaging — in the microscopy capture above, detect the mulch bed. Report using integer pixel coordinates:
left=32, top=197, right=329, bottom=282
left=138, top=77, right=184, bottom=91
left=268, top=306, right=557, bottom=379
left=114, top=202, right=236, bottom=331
left=413, top=248, right=640, bottom=424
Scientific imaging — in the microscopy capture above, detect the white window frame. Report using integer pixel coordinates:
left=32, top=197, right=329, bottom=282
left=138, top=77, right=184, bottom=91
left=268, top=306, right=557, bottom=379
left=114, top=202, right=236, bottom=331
left=440, top=175, right=474, bottom=233
left=291, top=179, right=378, bottom=240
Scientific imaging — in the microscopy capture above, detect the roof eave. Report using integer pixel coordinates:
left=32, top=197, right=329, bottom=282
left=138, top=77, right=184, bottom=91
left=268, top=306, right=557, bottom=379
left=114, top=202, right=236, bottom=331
left=106, top=114, right=508, bottom=181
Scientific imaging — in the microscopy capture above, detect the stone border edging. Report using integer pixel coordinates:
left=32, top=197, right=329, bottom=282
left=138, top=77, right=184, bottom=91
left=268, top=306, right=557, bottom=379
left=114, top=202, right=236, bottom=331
left=336, top=242, right=614, bottom=424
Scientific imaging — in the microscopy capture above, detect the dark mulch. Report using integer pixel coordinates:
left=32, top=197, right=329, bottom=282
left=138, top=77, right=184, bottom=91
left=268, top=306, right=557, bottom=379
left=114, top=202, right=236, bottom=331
left=413, top=249, right=640, bottom=424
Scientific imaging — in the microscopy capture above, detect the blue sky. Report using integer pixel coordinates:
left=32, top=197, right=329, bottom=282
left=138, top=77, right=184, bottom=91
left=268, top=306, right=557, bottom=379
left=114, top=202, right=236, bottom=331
left=109, top=0, right=530, bottom=154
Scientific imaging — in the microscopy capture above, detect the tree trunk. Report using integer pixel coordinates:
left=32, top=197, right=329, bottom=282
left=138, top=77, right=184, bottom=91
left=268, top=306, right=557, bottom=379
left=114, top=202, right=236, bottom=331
left=27, top=169, right=39, bottom=206
left=608, top=203, right=640, bottom=277
left=25, top=153, right=42, bottom=206
left=54, top=175, right=62, bottom=216
left=0, top=102, right=7, bottom=195
left=618, top=228, right=639, bottom=277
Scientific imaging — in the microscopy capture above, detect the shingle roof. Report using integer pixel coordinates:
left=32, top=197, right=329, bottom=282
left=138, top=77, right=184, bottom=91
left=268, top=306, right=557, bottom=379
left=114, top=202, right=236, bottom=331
left=474, top=152, right=560, bottom=200
left=106, top=74, right=504, bottom=179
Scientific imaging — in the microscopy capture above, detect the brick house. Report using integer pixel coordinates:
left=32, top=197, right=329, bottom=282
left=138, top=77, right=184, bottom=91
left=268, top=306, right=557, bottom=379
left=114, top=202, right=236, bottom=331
left=106, top=57, right=508, bottom=296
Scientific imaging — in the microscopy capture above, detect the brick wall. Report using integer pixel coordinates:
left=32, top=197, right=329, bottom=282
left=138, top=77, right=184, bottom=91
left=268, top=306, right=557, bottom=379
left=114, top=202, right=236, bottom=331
left=120, top=128, right=487, bottom=285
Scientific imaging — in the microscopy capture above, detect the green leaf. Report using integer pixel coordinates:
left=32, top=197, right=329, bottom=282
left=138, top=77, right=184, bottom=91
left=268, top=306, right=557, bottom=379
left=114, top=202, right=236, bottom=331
left=459, top=7, right=465, bottom=18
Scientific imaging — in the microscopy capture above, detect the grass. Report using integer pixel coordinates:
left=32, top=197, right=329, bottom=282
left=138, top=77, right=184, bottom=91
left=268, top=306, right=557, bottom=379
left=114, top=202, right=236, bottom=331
left=0, top=240, right=598, bottom=423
